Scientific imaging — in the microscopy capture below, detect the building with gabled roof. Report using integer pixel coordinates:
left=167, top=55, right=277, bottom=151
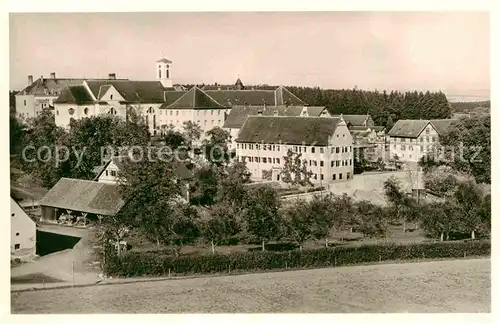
left=235, top=116, right=353, bottom=184
left=332, top=114, right=374, bottom=128
left=388, top=119, right=458, bottom=163
left=223, top=104, right=330, bottom=149
left=39, top=178, right=125, bottom=222
left=15, top=73, right=127, bottom=121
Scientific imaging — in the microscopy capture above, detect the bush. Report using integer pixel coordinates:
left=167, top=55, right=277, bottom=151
left=103, top=240, right=490, bottom=277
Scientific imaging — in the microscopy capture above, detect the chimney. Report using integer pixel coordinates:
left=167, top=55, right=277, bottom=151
left=28, top=75, right=33, bottom=85
left=263, top=101, right=267, bottom=109
left=164, top=91, right=167, bottom=102
left=50, top=72, right=56, bottom=79
left=108, top=73, right=116, bottom=80
left=40, top=75, right=44, bottom=83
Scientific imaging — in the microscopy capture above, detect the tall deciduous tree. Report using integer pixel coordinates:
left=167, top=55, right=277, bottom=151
left=203, top=127, right=233, bottom=167
left=183, top=121, right=203, bottom=147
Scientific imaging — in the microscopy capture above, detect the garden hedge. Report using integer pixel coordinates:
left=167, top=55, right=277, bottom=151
left=103, top=240, right=490, bottom=277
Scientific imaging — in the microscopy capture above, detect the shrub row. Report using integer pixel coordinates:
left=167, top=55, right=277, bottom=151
left=103, top=240, right=490, bottom=277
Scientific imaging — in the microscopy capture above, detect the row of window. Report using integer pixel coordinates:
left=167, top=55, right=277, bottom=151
left=395, top=144, right=434, bottom=151
left=237, top=143, right=353, bottom=154
left=310, top=172, right=350, bottom=181
left=159, top=109, right=224, bottom=116
left=242, top=156, right=281, bottom=164
left=242, top=156, right=353, bottom=168
left=392, top=136, right=437, bottom=143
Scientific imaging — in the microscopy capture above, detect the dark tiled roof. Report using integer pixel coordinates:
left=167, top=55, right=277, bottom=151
left=97, top=85, right=112, bottom=100
left=236, top=116, right=341, bottom=146
left=430, top=119, right=458, bottom=136
left=349, top=126, right=370, bottom=131
left=223, top=105, right=304, bottom=129
left=277, top=86, right=307, bottom=106
left=165, top=86, right=225, bottom=109
left=206, top=89, right=276, bottom=107
left=39, top=178, right=124, bottom=216
left=157, top=58, right=173, bottom=63
left=332, top=114, right=369, bottom=127
left=19, top=77, right=127, bottom=96
left=53, top=85, right=94, bottom=105
left=86, top=80, right=166, bottom=103
left=387, top=120, right=430, bottom=138
left=306, top=106, right=328, bottom=116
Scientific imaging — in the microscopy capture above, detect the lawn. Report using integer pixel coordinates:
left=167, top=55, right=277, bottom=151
left=11, top=258, right=490, bottom=313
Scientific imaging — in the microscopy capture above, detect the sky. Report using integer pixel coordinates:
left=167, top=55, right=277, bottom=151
left=9, top=12, right=490, bottom=99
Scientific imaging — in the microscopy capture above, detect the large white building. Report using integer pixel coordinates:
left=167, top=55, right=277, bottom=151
left=387, top=119, right=457, bottom=163
left=15, top=73, right=125, bottom=121
left=235, top=116, right=354, bottom=185
left=51, top=58, right=308, bottom=138
left=223, top=105, right=330, bottom=149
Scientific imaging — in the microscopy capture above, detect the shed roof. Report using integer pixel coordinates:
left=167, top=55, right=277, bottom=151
left=39, top=178, right=124, bottom=216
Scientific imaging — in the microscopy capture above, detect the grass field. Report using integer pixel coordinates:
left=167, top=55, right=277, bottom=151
left=11, top=258, right=490, bottom=313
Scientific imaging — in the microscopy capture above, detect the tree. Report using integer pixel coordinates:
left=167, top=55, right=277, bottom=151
left=10, top=114, right=25, bottom=155
left=183, top=121, right=203, bottom=147
left=417, top=202, right=461, bottom=241
left=189, top=166, right=219, bottom=206
left=163, top=129, right=187, bottom=151
left=385, top=116, right=394, bottom=132
left=282, top=200, right=314, bottom=251
left=203, top=127, right=232, bottom=166
left=202, top=202, right=241, bottom=254
left=453, top=180, right=483, bottom=239
left=116, top=148, right=191, bottom=252
left=244, top=186, right=282, bottom=251
left=21, top=111, right=69, bottom=188
left=383, top=177, right=416, bottom=232
left=280, top=150, right=313, bottom=187
left=354, top=201, right=388, bottom=238
left=439, top=115, right=490, bottom=184
left=216, top=161, right=251, bottom=208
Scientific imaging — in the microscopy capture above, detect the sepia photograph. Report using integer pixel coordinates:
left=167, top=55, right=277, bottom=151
left=7, top=8, right=491, bottom=314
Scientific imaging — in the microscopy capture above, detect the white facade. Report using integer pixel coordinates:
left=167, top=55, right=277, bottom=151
left=236, top=121, right=354, bottom=185
left=389, top=123, right=439, bottom=163
left=157, top=58, right=173, bottom=88
left=159, top=108, right=230, bottom=135
left=96, top=160, right=121, bottom=184
left=54, top=81, right=164, bottom=135
left=11, top=198, right=37, bottom=259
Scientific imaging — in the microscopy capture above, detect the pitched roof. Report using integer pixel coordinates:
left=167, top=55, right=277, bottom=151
left=223, top=105, right=303, bottom=129
left=387, top=120, right=430, bottom=138
left=430, top=119, right=458, bottom=136
left=205, top=86, right=306, bottom=107
left=18, top=77, right=128, bottom=96
left=223, top=105, right=328, bottom=129
left=236, top=116, right=341, bottom=146
left=94, top=156, right=194, bottom=181
left=39, top=178, right=124, bottom=216
left=157, top=58, right=173, bottom=63
left=306, top=106, right=328, bottom=117
left=371, top=126, right=386, bottom=132
left=165, top=86, right=225, bottom=109
left=53, top=85, right=94, bottom=104
left=85, top=80, right=166, bottom=103
left=332, top=114, right=369, bottom=127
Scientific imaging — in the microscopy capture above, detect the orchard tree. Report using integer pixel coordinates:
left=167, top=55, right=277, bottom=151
left=202, top=202, right=241, bottom=254
left=244, top=185, right=282, bottom=251
left=282, top=199, right=315, bottom=251
left=189, top=166, right=219, bottom=206
left=383, top=177, right=417, bottom=232
left=354, top=200, right=388, bottom=239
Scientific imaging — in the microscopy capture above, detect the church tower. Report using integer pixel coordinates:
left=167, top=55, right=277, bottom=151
left=156, top=57, right=173, bottom=88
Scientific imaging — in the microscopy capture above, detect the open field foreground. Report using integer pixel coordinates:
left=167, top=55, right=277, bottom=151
left=11, top=258, right=490, bottom=313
